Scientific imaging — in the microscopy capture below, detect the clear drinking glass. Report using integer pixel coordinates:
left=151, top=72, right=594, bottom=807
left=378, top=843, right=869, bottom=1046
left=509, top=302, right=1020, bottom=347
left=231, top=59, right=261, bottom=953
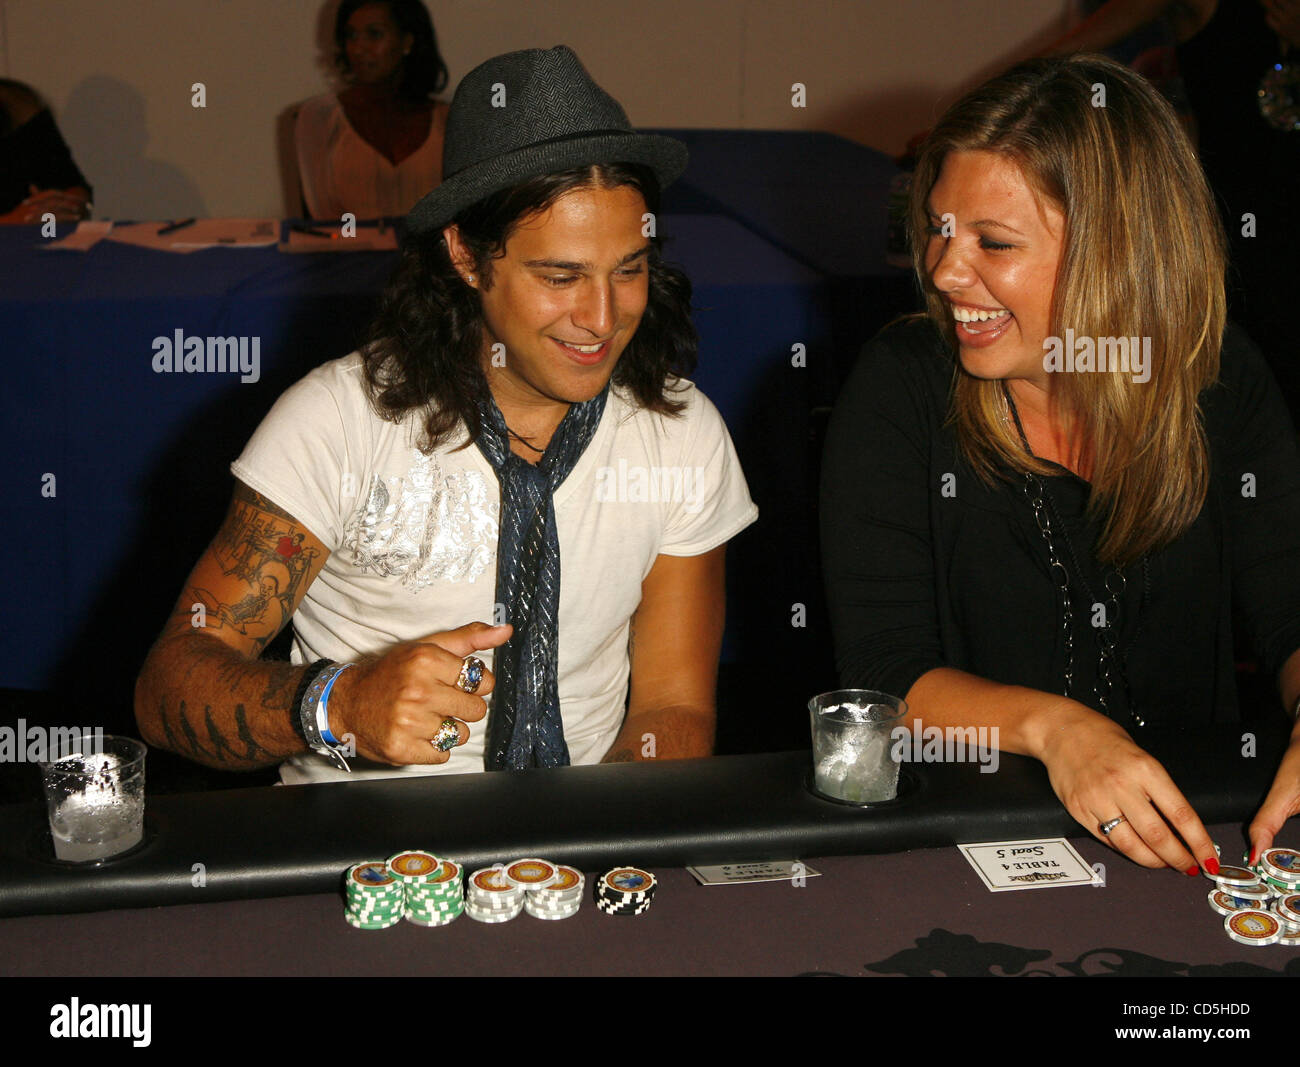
left=808, top=689, right=907, bottom=804
left=39, top=735, right=146, bottom=863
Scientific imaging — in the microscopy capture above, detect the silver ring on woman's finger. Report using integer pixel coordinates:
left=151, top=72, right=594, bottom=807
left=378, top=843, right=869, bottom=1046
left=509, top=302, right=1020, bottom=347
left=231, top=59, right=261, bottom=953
left=430, top=718, right=460, bottom=751
left=456, top=655, right=485, bottom=694
left=1099, top=815, right=1127, bottom=836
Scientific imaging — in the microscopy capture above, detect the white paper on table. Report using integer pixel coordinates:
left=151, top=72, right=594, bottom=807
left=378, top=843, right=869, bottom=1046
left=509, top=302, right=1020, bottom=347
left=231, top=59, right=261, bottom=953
left=276, top=226, right=399, bottom=253
left=687, top=861, right=822, bottom=886
left=106, top=218, right=279, bottom=252
left=958, top=837, right=1102, bottom=892
left=40, top=220, right=113, bottom=251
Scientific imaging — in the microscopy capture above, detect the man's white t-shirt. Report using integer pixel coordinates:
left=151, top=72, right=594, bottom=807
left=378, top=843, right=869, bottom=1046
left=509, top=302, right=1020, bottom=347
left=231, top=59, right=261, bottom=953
left=231, top=354, right=758, bottom=783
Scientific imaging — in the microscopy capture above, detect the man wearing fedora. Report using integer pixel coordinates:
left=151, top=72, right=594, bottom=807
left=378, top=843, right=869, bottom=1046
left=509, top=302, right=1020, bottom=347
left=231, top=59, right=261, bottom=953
left=135, top=46, right=757, bottom=782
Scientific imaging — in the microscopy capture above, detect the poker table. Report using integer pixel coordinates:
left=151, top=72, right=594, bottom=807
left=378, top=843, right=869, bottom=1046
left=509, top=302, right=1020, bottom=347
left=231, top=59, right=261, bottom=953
left=2, top=722, right=1297, bottom=984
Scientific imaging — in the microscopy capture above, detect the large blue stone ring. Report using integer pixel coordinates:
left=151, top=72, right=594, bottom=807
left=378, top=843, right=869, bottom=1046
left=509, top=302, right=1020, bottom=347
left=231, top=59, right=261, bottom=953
left=456, top=656, right=485, bottom=694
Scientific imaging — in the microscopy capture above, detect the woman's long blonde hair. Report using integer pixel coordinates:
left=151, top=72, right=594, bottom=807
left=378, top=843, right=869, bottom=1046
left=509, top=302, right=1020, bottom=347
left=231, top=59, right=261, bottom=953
left=909, top=54, right=1225, bottom=566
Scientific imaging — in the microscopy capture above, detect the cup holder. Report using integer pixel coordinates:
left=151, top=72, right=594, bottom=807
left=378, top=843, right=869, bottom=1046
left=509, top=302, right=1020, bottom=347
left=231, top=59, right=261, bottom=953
left=26, top=814, right=160, bottom=869
left=804, top=765, right=922, bottom=808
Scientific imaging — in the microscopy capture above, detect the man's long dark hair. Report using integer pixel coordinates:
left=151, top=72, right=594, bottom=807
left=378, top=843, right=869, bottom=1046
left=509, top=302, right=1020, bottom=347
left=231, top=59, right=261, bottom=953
left=361, top=163, right=698, bottom=451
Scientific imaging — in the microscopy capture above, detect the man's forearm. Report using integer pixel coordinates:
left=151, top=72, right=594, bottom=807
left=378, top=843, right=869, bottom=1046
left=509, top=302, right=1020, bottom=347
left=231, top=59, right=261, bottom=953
left=602, top=704, right=715, bottom=763
left=135, top=632, right=308, bottom=770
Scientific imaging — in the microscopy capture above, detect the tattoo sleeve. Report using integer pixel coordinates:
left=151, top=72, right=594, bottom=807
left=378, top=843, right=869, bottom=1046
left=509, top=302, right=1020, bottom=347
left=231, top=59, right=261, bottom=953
left=136, top=482, right=328, bottom=770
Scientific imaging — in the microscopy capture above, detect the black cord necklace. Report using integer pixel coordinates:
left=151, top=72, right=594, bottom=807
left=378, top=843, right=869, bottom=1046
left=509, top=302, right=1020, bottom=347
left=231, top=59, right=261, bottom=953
left=999, top=382, right=1147, bottom=726
left=507, top=428, right=546, bottom=455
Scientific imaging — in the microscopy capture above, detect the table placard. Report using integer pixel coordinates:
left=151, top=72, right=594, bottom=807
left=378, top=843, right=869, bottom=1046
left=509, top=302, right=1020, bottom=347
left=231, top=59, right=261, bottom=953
left=958, top=837, right=1101, bottom=892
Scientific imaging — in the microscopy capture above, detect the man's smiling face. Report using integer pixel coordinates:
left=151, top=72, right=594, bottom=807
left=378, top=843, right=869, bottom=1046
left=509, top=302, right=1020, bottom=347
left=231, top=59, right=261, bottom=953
left=456, top=183, right=651, bottom=412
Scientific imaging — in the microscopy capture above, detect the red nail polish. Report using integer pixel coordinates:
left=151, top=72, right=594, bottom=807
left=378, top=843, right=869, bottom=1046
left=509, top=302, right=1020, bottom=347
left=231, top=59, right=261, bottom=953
left=1185, top=865, right=1200, bottom=877
left=1206, top=858, right=1220, bottom=875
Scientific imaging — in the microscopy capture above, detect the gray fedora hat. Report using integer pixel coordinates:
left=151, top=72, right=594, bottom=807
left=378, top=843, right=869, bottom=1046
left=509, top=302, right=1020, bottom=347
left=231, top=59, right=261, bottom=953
left=406, top=45, right=688, bottom=234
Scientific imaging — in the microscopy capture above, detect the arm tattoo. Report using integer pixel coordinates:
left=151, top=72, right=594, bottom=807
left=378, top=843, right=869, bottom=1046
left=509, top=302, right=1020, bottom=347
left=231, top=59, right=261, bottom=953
left=183, top=484, right=319, bottom=653
left=158, top=697, right=276, bottom=768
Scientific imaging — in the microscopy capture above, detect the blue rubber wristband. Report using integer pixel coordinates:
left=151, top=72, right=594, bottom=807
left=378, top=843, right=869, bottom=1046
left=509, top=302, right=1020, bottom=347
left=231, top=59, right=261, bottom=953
left=316, top=663, right=354, bottom=746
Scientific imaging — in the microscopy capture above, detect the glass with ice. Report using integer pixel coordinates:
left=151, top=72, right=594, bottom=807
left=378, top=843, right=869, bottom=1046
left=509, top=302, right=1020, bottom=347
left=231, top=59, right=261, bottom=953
left=808, top=690, right=907, bottom=804
left=39, top=735, right=146, bottom=863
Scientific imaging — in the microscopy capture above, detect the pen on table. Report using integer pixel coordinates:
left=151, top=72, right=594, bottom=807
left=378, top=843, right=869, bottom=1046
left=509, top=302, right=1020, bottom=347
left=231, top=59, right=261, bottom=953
left=289, top=224, right=340, bottom=239
left=157, top=217, right=196, bottom=236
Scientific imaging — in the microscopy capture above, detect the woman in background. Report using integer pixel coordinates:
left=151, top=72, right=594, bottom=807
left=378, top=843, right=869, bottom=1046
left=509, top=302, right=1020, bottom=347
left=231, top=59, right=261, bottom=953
left=295, top=0, right=449, bottom=221
left=822, top=55, right=1300, bottom=875
left=0, top=78, right=91, bottom=224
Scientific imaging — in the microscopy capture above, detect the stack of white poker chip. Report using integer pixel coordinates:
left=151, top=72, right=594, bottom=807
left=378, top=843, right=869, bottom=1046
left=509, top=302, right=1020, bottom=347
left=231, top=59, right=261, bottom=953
left=595, top=866, right=657, bottom=916
left=465, top=865, right=527, bottom=923
left=1258, top=849, right=1300, bottom=893
left=1201, top=853, right=1300, bottom=947
left=1250, top=850, right=1300, bottom=946
left=1274, top=893, right=1300, bottom=943
left=517, top=862, right=585, bottom=920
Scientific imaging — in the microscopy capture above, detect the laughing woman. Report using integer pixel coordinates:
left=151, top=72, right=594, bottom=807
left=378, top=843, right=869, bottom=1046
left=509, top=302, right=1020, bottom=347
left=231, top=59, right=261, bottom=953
left=821, top=54, right=1300, bottom=873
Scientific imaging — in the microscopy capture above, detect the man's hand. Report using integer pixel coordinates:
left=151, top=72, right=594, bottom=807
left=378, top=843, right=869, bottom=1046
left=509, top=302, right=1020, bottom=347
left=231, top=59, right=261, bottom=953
left=328, top=622, right=512, bottom=766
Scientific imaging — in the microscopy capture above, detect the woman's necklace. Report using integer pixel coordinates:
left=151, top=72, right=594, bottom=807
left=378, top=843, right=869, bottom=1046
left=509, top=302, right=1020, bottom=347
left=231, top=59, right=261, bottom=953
left=999, top=382, right=1147, bottom=726
left=1258, top=37, right=1300, bottom=133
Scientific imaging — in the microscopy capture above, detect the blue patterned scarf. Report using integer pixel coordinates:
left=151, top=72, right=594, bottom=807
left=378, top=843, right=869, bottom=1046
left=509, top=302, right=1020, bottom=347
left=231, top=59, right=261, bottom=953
left=474, top=386, right=609, bottom=769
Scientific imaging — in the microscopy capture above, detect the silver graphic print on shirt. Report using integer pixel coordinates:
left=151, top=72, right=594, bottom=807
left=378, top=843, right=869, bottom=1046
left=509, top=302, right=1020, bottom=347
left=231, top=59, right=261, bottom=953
left=342, top=451, right=498, bottom=590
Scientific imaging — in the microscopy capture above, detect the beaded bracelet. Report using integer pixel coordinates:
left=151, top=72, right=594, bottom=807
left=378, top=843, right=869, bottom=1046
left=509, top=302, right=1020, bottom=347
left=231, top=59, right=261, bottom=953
left=289, top=659, right=333, bottom=743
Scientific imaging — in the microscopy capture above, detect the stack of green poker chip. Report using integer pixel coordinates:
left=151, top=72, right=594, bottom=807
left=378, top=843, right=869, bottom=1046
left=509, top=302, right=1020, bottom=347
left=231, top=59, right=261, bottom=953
left=344, top=862, right=406, bottom=930
left=403, top=859, right=465, bottom=926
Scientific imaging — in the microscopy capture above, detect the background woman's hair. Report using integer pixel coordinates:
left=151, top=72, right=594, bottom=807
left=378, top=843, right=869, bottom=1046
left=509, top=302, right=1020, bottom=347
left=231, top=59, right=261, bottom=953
left=334, top=0, right=449, bottom=98
left=360, top=162, right=698, bottom=450
left=908, top=53, right=1226, bottom=566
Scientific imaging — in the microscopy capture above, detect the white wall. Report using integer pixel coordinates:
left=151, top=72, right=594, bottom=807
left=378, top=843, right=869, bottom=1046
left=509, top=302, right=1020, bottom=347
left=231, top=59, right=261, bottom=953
left=2, top=0, right=1069, bottom=219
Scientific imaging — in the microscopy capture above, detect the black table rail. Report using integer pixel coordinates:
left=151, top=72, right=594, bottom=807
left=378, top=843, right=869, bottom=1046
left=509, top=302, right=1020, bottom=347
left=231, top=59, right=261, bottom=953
left=0, top=723, right=1285, bottom=917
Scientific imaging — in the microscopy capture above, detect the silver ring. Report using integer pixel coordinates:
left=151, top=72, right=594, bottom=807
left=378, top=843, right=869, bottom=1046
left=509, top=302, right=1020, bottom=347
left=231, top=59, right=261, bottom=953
left=430, top=718, right=460, bottom=752
left=1099, top=815, right=1127, bottom=837
left=456, top=656, right=485, bottom=694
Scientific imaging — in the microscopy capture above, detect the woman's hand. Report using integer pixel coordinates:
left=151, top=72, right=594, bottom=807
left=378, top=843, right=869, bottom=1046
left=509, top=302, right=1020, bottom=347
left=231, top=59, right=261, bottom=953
left=0, top=184, right=90, bottom=224
left=1248, top=729, right=1300, bottom=863
left=1037, top=704, right=1218, bottom=874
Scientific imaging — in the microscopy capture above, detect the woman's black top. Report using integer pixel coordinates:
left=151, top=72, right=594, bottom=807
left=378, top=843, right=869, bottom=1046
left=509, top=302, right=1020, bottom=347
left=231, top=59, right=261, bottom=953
left=820, top=317, right=1300, bottom=726
left=0, top=108, right=91, bottom=215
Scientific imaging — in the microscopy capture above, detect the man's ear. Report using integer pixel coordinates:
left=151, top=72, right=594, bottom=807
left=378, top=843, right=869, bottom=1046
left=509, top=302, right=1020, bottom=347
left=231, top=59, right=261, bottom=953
left=442, top=224, right=477, bottom=286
